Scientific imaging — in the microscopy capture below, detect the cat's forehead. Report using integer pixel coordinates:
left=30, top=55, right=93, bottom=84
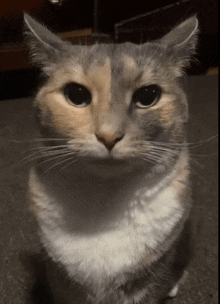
left=80, top=42, right=147, bottom=72
left=58, top=42, right=167, bottom=88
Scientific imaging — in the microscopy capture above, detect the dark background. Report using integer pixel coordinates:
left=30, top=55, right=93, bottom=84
left=0, top=0, right=218, bottom=100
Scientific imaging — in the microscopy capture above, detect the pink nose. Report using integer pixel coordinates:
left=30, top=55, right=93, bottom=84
left=95, top=132, right=124, bottom=151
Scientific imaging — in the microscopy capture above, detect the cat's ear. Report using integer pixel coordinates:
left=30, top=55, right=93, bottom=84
left=24, top=13, right=71, bottom=74
left=160, top=16, right=198, bottom=49
left=159, top=16, right=199, bottom=71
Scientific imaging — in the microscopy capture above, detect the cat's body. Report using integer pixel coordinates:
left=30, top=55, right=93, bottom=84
left=29, top=153, right=191, bottom=304
left=25, top=13, right=198, bottom=304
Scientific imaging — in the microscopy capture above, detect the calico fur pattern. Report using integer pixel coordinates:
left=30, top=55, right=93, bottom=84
left=25, top=13, right=198, bottom=304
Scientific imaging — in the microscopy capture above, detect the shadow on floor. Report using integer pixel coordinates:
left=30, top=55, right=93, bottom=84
left=19, top=252, right=54, bottom=304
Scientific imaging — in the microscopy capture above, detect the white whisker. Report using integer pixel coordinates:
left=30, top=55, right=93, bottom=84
left=18, top=149, right=72, bottom=166
left=188, top=156, right=205, bottom=168
left=9, top=137, right=69, bottom=143
left=147, top=150, right=177, bottom=158
left=141, top=158, right=158, bottom=165
left=56, top=158, right=78, bottom=173
left=152, top=134, right=218, bottom=148
left=189, top=152, right=218, bottom=157
left=150, top=146, right=181, bottom=154
left=35, top=151, right=76, bottom=168
left=24, top=144, right=70, bottom=153
left=41, top=154, right=77, bottom=176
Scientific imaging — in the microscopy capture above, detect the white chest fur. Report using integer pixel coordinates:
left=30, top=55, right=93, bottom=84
left=29, top=167, right=184, bottom=289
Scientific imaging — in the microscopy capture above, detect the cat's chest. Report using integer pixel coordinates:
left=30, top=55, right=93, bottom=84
left=29, top=168, right=184, bottom=284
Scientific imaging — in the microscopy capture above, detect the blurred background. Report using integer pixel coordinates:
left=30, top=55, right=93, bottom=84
left=0, top=0, right=218, bottom=99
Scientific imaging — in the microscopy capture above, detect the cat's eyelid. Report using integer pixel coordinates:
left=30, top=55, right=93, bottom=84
left=134, top=102, right=157, bottom=109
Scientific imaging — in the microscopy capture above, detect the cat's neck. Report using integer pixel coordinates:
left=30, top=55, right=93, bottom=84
left=36, top=153, right=183, bottom=205
left=37, top=161, right=146, bottom=201
left=32, top=150, right=188, bottom=233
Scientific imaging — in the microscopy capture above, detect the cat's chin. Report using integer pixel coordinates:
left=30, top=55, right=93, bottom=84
left=80, top=156, right=149, bottom=178
left=84, top=158, right=131, bottom=176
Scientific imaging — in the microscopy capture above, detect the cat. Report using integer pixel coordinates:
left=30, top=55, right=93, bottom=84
left=24, top=12, right=198, bottom=304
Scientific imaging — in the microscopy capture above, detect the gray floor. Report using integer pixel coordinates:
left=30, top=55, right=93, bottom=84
left=0, top=75, right=218, bottom=304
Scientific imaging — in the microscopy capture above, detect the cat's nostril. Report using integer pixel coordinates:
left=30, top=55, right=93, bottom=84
left=95, top=133, right=124, bottom=151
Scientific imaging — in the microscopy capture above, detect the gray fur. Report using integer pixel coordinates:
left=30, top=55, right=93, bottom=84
left=25, top=14, right=198, bottom=304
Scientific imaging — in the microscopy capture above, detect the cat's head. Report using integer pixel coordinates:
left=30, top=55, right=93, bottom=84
left=24, top=14, right=198, bottom=174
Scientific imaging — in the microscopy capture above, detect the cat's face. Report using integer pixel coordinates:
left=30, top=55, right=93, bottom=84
left=24, top=14, right=198, bottom=173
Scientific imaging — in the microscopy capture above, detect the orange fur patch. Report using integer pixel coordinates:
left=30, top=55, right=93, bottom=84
left=35, top=58, right=112, bottom=138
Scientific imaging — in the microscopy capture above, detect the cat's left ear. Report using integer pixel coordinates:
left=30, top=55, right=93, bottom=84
left=159, top=16, right=199, bottom=69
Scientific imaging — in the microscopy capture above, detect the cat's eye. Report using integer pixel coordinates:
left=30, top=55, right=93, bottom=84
left=132, top=85, right=162, bottom=108
left=63, top=83, right=92, bottom=107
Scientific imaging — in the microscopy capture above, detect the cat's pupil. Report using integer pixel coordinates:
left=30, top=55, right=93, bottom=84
left=133, top=85, right=162, bottom=108
left=63, top=83, right=91, bottom=107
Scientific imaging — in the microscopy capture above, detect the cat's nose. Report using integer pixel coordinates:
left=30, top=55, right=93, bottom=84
left=95, top=132, right=124, bottom=151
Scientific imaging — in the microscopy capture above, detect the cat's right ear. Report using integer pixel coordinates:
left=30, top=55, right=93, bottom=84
left=24, top=13, right=71, bottom=74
